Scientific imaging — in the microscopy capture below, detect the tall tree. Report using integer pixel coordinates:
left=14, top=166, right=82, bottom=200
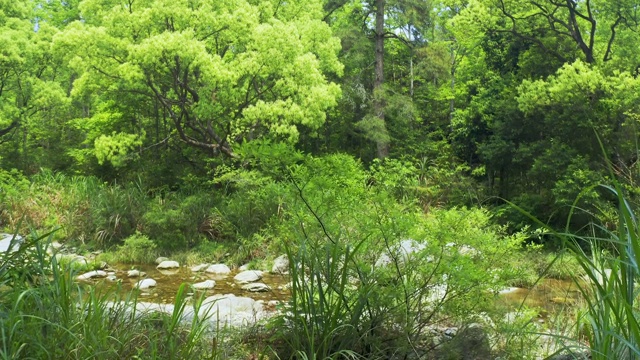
left=54, top=0, right=343, bottom=168
left=373, top=0, right=389, bottom=158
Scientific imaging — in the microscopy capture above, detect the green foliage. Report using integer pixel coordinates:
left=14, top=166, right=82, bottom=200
left=94, top=131, right=145, bottom=167
left=114, top=232, right=158, bottom=264
left=270, top=154, right=528, bottom=359
left=565, top=184, right=640, bottom=360
left=49, top=0, right=342, bottom=169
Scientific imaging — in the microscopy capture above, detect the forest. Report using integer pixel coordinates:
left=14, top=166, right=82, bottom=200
left=2, top=0, right=640, bottom=359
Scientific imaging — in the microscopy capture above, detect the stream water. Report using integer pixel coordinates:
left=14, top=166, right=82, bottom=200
left=497, top=279, right=582, bottom=317
left=92, top=264, right=580, bottom=318
left=95, top=264, right=291, bottom=304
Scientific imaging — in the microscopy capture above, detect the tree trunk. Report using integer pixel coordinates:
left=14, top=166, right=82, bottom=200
left=374, top=0, right=389, bottom=159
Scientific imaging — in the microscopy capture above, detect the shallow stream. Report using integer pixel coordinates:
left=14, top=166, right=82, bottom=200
left=95, top=263, right=291, bottom=304
left=498, top=278, right=582, bottom=318
left=92, top=264, right=581, bottom=318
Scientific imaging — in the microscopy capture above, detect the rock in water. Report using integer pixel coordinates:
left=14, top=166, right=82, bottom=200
left=190, top=263, right=209, bottom=272
left=135, top=278, right=157, bottom=290
left=271, top=255, right=289, bottom=274
left=155, top=257, right=169, bottom=265
left=127, top=269, right=145, bottom=278
left=193, top=280, right=216, bottom=290
left=241, top=283, right=271, bottom=292
left=76, top=270, right=108, bottom=281
left=156, top=260, right=180, bottom=269
left=205, top=264, right=231, bottom=275
left=234, top=270, right=263, bottom=284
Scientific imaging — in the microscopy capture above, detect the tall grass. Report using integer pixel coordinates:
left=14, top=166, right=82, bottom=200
left=507, top=138, right=640, bottom=359
left=283, top=236, right=368, bottom=360
left=563, top=183, right=640, bottom=360
left=0, top=230, right=218, bottom=359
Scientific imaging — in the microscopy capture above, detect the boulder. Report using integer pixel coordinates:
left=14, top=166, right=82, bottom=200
left=135, top=278, right=157, bottom=290
left=190, top=263, right=210, bottom=272
left=107, top=293, right=267, bottom=329
left=193, top=280, right=216, bottom=290
left=46, top=241, right=63, bottom=255
left=375, top=239, right=426, bottom=267
left=106, top=274, right=117, bottom=282
left=238, top=264, right=250, bottom=271
left=127, top=269, right=145, bottom=278
left=453, top=324, right=491, bottom=360
left=76, top=270, right=108, bottom=281
left=200, top=294, right=265, bottom=326
left=234, top=270, right=263, bottom=284
left=156, top=260, right=180, bottom=269
left=271, top=255, right=289, bottom=274
left=241, top=282, right=271, bottom=292
left=205, top=264, right=231, bottom=275
left=0, top=233, right=24, bottom=253
left=55, top=254, right=88, bottom=266
left=446, top=242, right=479, bottom=257
left=155, top=256, right=169, bottom=265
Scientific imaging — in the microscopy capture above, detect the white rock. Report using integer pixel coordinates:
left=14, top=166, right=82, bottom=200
left=76, top=270, right=108, bottom=281
left=200, top=294, right=265, bottom=326
left=241, top=282, right=271, bottom=292
left=55, top=254, right=89, bottom=266
left=106, top=275, right=117, bottom=282
left=0, top=233, right=24, bottom=253
left=584, top=268, right=613, bottom=285
left=127, top=270, right=142, bottom=278
left=155, top=257, right=169, bottom=265
left=375, top=239, right=426, bottom=267
left=106, top=293, right=266, bottom=329
left=205, top=264, right=231, bottom=275
left=193, top=280, right=216, bottom=290
left=136, top=278, right=157, bottom=290
left=271, top=255, right=289, bottom=274
left=190, top=263, right=210, bottom=272
left=498, top=287, right=521, bottom=295
left=446, top=242, right=480, bottom=257
left=239, top=264, right=250, bottom=271
left=156, top=260, right=180, bottom=269
left=46, top=241, right=63, bottom=255
left=234, top=270, right=263, bottom=284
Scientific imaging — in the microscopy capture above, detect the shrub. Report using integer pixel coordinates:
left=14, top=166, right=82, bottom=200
left=269, top=154, right=528, bottom=359
left=141, top=193, right=222, bottom=251
left=114, top=231, right=158, bottom=264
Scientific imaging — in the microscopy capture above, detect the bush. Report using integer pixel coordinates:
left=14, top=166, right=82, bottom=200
left=268, top=154, right=528, bottom=359
left=113, top=232, right=158, bottom=264
left=141, top=193, right=224, bottom=251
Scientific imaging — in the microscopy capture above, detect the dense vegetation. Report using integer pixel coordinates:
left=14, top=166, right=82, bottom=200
left=2, top=0, right=640, bottom=358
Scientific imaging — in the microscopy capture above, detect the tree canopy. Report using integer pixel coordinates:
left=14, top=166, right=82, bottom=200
left=3, top=0, right=640, bottom=232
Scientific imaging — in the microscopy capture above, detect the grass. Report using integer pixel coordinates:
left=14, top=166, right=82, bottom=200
left=564, top=184, right=640, bottom=360
left=506, top=158, right=640, bottom=359
left=0, top=230, right=235, bottom=359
